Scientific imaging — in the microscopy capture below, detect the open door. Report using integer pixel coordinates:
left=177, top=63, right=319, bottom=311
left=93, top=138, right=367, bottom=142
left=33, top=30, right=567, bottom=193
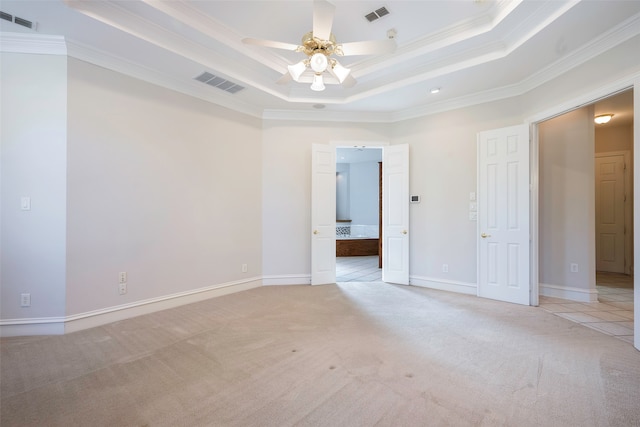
left=311, top=144, right=336, bottom=285
left=382, top=144, right=410, bottom=285
left=477, top=125, right=530, bottom=305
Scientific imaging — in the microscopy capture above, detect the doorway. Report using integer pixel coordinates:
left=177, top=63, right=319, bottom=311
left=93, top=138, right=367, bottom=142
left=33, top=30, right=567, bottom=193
left=335, top=146, right=382, bottom=283
left=533, top=88, right=635, bottom=346
left=311, top=142, right=409, bottom=285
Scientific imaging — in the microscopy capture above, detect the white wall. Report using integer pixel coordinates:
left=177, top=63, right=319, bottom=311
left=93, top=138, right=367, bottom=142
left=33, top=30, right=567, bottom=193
left=393, top=98, right=524, bottom=291
left=349, top=161, right=379, bottom=226
left=538, top=107, right=597, bottom=301
left=336, top=163, right=349, bottom=220
left=1, top=53, right=67, bottom=322
left=262, top=121, right=392, bottom=282
left=65, top=58, right=263, bottom=317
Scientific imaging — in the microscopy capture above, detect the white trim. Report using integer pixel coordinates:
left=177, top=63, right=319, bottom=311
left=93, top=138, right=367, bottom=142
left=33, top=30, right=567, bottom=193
left=262, top=274, right=311, bottom=286
left=529, top=123, right=540, bottom=307
left=539, top=283, right=599, bottom=303
left=330, top=140, right=389, bottom=148
left=633, top=81, right=640, bottom=351
left=0, top=278, right=261, bottom=337
left=0, top=32, right=67, bottom=55
left=409, top=275, right=477, bottom=296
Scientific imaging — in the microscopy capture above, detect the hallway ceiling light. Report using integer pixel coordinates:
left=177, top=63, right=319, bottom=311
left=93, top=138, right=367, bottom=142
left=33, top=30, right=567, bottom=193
left=594, top=114, right=613, bottom=124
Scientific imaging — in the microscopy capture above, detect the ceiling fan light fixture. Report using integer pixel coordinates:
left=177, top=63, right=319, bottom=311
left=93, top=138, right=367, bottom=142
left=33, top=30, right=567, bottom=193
left=310, top=52, right=329, bottom=73
left=287, top=60, right=307, bottom=81
left=311, top=74, right=325, bottom=91
left=594, top=114, right=614, bottom=124
left=332, top=61, right=351, bottom=83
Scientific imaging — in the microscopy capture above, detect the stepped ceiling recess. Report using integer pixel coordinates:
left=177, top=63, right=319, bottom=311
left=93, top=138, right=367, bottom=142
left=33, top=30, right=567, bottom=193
left=1, top=0, right=638, bottom=122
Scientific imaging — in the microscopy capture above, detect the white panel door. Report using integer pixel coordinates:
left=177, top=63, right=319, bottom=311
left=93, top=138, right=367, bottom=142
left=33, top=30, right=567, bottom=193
left=595, top=154, right=626, bottom=273
left=382, top=144, right=409, bottom=285
left=478, top=125, right=530, bottom=305
left=311, top=144, right=336, bottom=285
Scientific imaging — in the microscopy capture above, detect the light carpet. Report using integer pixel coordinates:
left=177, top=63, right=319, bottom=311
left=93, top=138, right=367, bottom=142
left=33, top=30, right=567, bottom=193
left=1, top=282, right=639, bottom=426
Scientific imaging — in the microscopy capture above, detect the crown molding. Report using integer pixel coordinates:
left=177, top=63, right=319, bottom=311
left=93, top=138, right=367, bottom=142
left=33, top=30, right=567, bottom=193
left=3, top=10, right=638, bottom=124
left=65, top=39, right=265, bottom=119
left=390, top=13, right=640, bottom=123
left=262, top=108, right=393, bottom=124
left=0, top=32, right=66, bottom=55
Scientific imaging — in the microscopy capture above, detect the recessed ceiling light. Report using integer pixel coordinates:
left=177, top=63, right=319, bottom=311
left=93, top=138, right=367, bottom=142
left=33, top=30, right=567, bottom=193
left=430, top=87, right=441, bottom=94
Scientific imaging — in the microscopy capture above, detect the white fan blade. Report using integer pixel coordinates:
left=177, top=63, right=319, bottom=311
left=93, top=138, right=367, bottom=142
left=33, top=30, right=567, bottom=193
left=342, top=74, right=357, bottom=88
left=313, top=0, right=335, bottom=40
left=339, top=39, right=397, bottom=56
left=242, top=38, right=300, bottom=51
left=277, top=73, right=293, bottom=85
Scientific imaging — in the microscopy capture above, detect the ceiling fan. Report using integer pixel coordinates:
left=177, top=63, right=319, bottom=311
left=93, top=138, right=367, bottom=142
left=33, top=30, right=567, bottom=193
left=242, top=0, right=397, bottom=91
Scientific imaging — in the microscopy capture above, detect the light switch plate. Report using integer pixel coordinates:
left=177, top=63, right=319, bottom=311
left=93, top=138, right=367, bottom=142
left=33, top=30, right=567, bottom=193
left=21, top=197, right=31, bottom=211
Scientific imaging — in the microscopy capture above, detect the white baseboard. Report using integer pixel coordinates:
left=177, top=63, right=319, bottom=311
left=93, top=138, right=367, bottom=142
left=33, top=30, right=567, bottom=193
left=262, top=274, right=311, bottom=286
left=409, top=276, right=477, bottom=295
left=0, top=278, right=262, bottom=337
left=539, top=283, right=598, bottom=302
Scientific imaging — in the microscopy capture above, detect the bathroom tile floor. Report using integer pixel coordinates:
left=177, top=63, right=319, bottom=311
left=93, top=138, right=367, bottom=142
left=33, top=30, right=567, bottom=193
left=336, top=256, right=381, bottom=282
left=337, top=257, right=635, bottom=345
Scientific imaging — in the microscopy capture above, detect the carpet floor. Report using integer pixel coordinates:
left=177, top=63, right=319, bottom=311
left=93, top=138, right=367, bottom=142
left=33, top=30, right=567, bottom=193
left=1, top=282, right=639, bottom=426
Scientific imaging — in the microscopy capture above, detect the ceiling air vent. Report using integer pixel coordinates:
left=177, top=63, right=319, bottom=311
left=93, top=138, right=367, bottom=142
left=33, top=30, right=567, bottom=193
left=0, top=10, right=37, bottom=30
left=195, top=72, right=245, bottom=94
left=364, top=6, right=390, bottom=22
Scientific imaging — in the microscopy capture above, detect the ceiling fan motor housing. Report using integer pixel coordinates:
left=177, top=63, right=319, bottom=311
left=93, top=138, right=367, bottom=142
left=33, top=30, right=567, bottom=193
left=301, top=31, right=339, bottom=56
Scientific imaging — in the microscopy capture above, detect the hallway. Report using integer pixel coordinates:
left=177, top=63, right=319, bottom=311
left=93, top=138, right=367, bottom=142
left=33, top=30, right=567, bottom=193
left=539, top=272, right=634, bottom=344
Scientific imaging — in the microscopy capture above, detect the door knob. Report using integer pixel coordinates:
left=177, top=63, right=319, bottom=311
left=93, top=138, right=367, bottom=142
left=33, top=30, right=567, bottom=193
left=402, top=230, right=408, bottom=235
left=313, top=230, right=319, bottom=235
left=481, top=232, right=491, bottom=238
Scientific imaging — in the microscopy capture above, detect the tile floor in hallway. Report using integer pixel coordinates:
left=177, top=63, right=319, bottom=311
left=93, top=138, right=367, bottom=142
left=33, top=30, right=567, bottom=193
left=539, top=271, right=634, bottom=344
left=336, top=257, right=635, bottom=344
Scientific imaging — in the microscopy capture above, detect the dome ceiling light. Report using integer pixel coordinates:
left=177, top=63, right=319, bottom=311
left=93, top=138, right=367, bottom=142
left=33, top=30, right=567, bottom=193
left=594, top=114, right=614, bottom=124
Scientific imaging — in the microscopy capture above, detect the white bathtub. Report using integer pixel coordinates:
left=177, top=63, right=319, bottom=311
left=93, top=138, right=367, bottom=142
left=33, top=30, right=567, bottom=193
left=336, top=224, right=378, bottom=239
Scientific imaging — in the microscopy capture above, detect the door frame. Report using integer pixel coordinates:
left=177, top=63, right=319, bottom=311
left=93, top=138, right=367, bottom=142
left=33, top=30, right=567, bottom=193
left=527, top=78, right=638, bottom=350
left=330, top=140, right=390, bottom=282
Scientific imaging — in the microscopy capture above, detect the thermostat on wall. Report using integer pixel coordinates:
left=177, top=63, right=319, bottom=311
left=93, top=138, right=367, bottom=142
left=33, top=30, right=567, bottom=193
left=410, top=195, right=420, bottom=203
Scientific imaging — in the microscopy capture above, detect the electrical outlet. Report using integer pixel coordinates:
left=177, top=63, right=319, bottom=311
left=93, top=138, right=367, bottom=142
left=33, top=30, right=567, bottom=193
left=570, top=263, right=578, bottom=273
left=119, top=283, right=127, bottom=295
left=20, top=293, right=31, bottom=307
left=119, top=272, right=127, bottom=283
left=442, top=264, right=449, bottom=273
left=242, top=264, right=248, bottom=273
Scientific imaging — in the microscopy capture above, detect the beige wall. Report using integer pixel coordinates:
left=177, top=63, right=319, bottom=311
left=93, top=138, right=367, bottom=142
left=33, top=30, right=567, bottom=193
left=596, top=123, right=634, bottom=153
left=65, top=59, right=263, bottom=316
left=538, top=107, right=597, bottom=297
